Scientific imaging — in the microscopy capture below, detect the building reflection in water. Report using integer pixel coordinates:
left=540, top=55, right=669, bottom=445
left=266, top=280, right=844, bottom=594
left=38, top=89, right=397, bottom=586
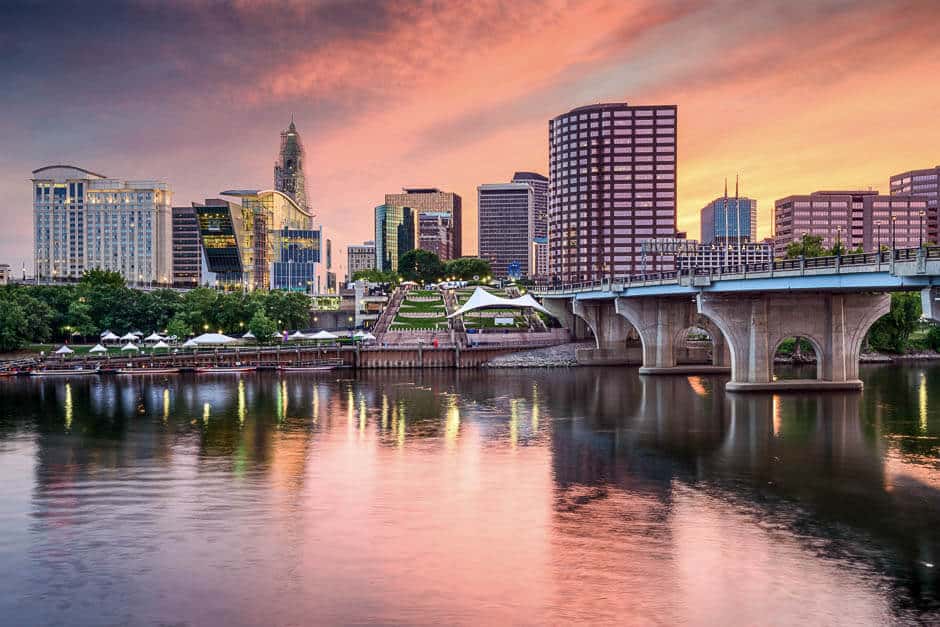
left=0, top=365, right=938, bottom=624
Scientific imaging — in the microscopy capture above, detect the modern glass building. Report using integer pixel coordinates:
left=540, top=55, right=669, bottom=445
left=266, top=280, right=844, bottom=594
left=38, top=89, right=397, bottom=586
left=272, top=228, right=321, bottom=292
left=195, top=189, right=317, bottom=291
left=32, top=165, right=173, bottom=285
left=548, top=102, right=678, bottom=281
left=171, top=206, right=201, bottom=288
left=374, top=204, right=415, bottom=272
left=700, top=196, right=757, bottom=245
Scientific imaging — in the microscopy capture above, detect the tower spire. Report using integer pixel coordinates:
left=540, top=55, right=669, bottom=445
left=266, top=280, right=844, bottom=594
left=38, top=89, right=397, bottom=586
left=735, top=174, right=739, bottom=199
left=724, top=177, right=728, bottom=199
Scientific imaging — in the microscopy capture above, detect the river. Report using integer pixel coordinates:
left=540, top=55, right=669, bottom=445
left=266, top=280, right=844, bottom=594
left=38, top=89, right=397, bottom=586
left=0, top=365, right=938, bottom=625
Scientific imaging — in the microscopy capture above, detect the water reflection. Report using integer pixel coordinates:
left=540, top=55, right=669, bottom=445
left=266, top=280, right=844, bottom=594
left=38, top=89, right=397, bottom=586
left=0, top=365, right=937, bottom=624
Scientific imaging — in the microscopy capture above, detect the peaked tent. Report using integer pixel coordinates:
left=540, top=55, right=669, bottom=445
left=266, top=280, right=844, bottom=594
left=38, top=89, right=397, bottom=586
left=121, top=342, right=140, bottom=351
left=309, top=330, right=338, bottom=340
left=242, top=331, right=256, bottom=340
left=120, top=332, right=138, bottom=341
left=192, top=333, right=237, bottom=345
left=144, top=332, right=163, bottom=342
left=288, top=331, right=308, bottom=341
left=101, top=331, right=120, bottom=342
left=446, top=287, right=551, bottom=318
left=182, top=339, right=199, bottom=348
left=54, top=345, right=75, bottom=355
left=152, top=340, right=170, bottom=350
left=89, top=344, right=108, bottom=354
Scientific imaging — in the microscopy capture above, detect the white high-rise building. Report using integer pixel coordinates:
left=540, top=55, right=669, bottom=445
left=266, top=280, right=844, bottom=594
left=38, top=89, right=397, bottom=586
left=32, top=165, right=173, bottom=285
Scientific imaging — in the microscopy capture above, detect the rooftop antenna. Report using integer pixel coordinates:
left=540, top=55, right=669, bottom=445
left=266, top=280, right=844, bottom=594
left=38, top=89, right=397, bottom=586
left=724, top=177, right=728, bottom=199
left=735, top=173, right=739, bottom=199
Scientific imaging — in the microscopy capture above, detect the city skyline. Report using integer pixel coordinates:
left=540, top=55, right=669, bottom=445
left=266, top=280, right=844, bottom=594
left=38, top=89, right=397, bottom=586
left=3, top=1, right=940, bottom=272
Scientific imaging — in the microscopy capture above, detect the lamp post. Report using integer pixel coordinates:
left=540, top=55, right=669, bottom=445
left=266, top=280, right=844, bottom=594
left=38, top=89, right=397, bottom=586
left=920, top=210, right=926, bottom=248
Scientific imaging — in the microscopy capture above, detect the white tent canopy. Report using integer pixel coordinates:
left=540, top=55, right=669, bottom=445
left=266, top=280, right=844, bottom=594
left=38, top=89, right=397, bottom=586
left=121, top=342, right=139, bottom=351
left=144, top=332, right=163, bottom=342
left=89, top=344, right=108, bottom=353
left=182, top=339, right=199, bottom=348
left=358, top=331, right=377, bottom=341
left=152, top=340, right=170, bottom=349
left=242, top=330, right=256, bottom=340
left=192, top=332, right=237, bottom=345
left=54, top=345, right=74, bottom=355
left=309, top=330, right=338, bottom=340
left=120, top=332, right=138, bottom=341
left=101, top=331, right=120, bottom=342
left=288, top=331, right=308, bottom=341
left=446, top=287, right=551, bottom=318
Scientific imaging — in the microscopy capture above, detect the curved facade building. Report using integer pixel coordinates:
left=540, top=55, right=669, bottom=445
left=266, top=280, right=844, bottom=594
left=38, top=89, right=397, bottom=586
left=548, top=102, right=677, bottom=281
left=196, top=189, right=319, bottom=291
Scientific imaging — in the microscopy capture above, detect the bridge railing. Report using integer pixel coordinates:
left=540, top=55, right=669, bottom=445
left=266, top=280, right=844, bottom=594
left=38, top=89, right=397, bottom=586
left=533, top=246, right=937, bottom=295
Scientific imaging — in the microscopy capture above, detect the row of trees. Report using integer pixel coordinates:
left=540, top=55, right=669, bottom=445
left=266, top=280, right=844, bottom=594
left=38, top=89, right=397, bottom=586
left=0, top=270, right=311, bottom=352
left=352, top=250, right=492, bottom=285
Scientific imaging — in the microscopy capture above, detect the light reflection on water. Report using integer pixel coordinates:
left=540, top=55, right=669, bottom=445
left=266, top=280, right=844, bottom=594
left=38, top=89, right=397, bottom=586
left=0, top=365, right=938, bottom=625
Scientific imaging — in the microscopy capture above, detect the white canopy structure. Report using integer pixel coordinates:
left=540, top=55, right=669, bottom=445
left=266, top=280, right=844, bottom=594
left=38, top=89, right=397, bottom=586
left=242, top=330, right=256, bottom=340
left=54, top=345, right=74, bottom=355
left=120, top=332, right=138, bottom=341
left=288, top=331, right=308, bottom=341
left=89, top=344, right=108, bottom=354
left=309, top=330, right=338, bottom=340
left=446, top=287, right=552, bottom=318
left=152, top=340, right=170, bottom=350
left=144, top=332, right=163, bottom=342
left=358, top=331, right=377, bottom=341
left=101, top=331, right=120, bottom=342
left=182, top=339, right=199, bottom=348
left=121, top=342, right=139, bottom=351
left=100, top=329, right=112, bottom=337
left=192, top=332, right=237, bottom=345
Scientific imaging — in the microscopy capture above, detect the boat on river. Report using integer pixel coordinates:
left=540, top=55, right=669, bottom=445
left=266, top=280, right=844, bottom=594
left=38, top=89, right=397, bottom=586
left=116, top=367, right=180, bottom=375
left=279, top=364, right=336, bottom=372
left=195, top=365, right=255, bottom=374
left=30, top=368, right=98, bottom=377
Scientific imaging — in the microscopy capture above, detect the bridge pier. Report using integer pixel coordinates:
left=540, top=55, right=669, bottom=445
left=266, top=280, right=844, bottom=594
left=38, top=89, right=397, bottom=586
left=571, top=299, right=639, bottom=365
left=698, top=292, right=890, bottom=392
left=615, top=297, right=730, bottom=375
left=542, top=297, right=592, bottom=341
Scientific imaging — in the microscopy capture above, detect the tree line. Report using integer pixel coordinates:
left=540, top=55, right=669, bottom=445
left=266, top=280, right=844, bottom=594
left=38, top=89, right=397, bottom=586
left=352, top=251, right=492, bottom=286
left=0, top=270, right=311, bottom=352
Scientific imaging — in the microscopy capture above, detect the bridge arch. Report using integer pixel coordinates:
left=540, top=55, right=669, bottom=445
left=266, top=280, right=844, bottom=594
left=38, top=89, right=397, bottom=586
left=771, top=334, right=823, bottom=381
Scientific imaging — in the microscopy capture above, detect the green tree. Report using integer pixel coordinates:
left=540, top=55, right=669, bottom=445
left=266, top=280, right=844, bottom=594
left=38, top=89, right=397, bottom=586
left=785, top=234, right=827, bottom=259
left=0, top=298, right=30, bottom=352
left=352, top=268, right=399, bottom=284
left=65, top=300, right=96, bottom=341
left=180, top=287, right=220, bottom=333
left=165, top=314, right=192, bottom=340
left=249, top=310, right=278, bottom=345
left=443, top=257, right=491, bottom=281
left=80, top=268, right=126, bottom=289
left=399, top=249, right=444, bottom=283
left=264, top=291, right=310, bottom=330
left=867, top=292, right=921, bottom=353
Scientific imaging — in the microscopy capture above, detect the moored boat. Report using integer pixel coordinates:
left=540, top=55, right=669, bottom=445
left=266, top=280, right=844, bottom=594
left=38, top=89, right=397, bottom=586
left=195, top=365, right=255, bottom=373
left=279, top=364, right=336, bottom=372
left=30, top=368, right=98, bottom=377
left=116, top=367, right=180, bottom=375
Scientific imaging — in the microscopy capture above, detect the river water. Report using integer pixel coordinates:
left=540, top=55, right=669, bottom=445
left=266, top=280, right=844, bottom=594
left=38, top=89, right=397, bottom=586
left=0, top=365, right=938, bottom=626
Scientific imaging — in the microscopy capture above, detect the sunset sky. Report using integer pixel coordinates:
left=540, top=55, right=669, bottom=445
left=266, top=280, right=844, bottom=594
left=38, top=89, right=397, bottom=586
left=2, top=0, right=939, bottom=277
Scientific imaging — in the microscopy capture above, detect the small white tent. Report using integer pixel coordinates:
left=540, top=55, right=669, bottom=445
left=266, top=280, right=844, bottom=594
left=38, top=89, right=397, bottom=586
left=152, top=340, right=170, bottom=350
left=120, top=332, right=138, bottom=341
left=89, top=344, right=108, bottom=354
left=309, top=330, right=338, bottom=340
left=288, top=330, right=308, bottom=341
left=101, top=331, right=120, bottom=342
left=144, top=332, right=163, bottom=343
left=121, top=342, right=140, bottom=352
left=242, top=330, right=256, bottom=340
left=182, top=339, right=199, bottom=349
left=54, top=345, right=74, bottom=355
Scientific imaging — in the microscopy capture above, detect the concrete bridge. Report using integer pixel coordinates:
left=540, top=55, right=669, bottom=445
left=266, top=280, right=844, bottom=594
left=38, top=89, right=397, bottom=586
left=535, top=247, right=940, bottom=391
